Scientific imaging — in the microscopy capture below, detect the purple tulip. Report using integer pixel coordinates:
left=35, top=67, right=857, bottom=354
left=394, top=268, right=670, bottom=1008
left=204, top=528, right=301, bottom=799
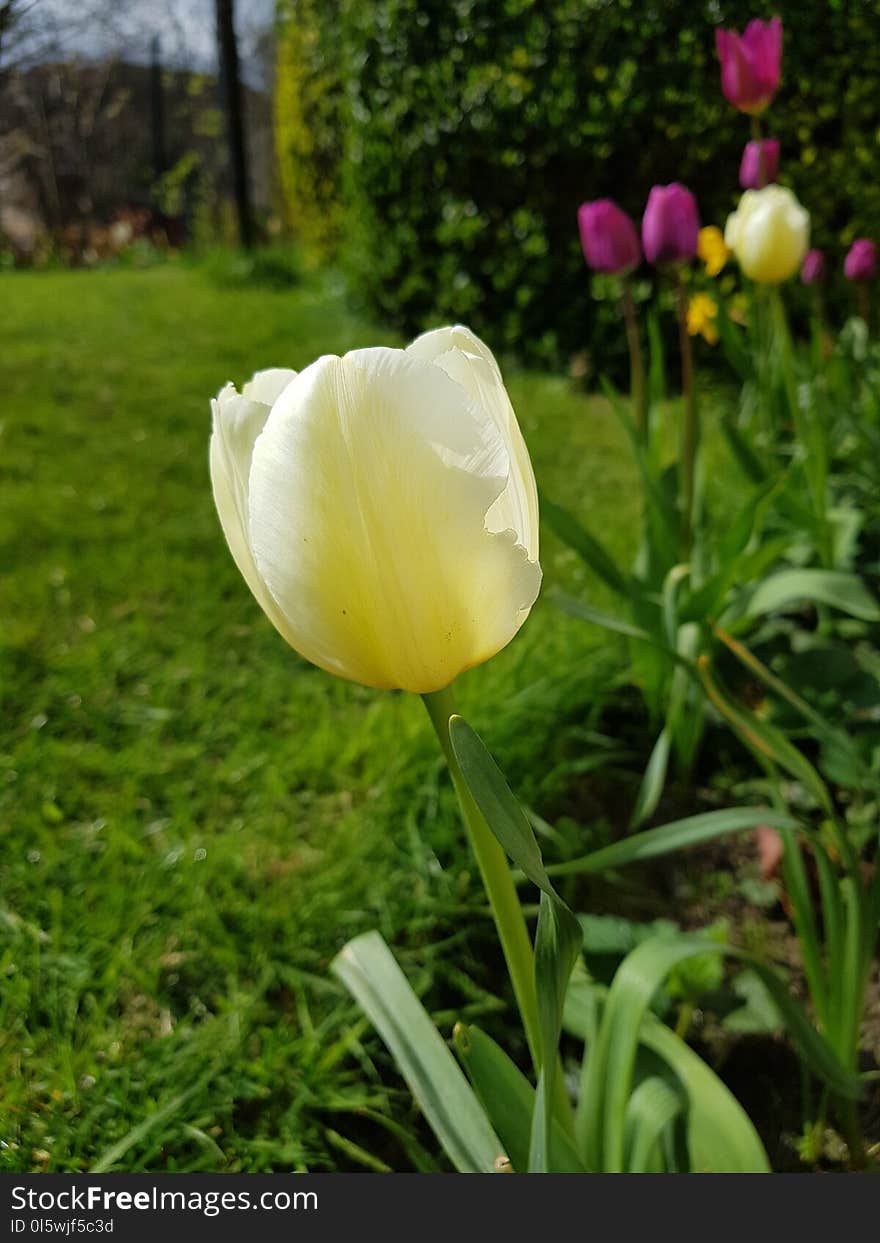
left=641, top=184, right=699, bottom=265
left=844, top=239, right=877, bottom=283
left=739, top=138, right=780, bottom=189
left=800, top=249, right=825, bottom=285
left=715, top=17, right=783, bottom=115
left=577, top=199, right=641, bottom=275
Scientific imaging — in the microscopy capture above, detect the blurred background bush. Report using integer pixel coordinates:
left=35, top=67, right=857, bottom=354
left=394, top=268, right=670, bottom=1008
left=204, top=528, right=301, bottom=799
left=274, top=0, right=880, bottom=367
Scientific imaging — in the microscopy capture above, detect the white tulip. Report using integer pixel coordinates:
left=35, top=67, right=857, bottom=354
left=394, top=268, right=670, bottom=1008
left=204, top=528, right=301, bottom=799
left=210, top=326, right=541, bottom=693
left=724, top=185, right=810, bottom=284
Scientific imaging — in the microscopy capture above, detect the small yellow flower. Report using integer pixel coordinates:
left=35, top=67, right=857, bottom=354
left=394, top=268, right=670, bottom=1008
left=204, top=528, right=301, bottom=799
left=687, top=293, right=719, bottom=345
left=697, top=226, right=730, bottom=277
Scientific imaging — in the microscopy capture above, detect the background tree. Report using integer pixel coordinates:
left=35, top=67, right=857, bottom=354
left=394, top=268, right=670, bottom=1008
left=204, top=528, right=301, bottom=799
left=214, top=0, right=253, bottom=248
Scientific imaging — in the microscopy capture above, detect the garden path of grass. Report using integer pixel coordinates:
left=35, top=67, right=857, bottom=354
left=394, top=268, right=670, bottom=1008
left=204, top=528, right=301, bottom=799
left=1, top=262, right=652, bottom=1171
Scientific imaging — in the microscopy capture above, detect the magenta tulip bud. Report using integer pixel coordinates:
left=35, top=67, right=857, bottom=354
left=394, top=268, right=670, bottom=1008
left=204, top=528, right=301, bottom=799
left=739, top=138, right=780, bottom=189
left=844, top=239, right=877, bottom=283
left=577, top=199, right=641, bottom=275
left=715, top=16, right=783, bottom=115
left=641, top=184, right=700, bottom=265
left=800, top=249, right=825, bottom=285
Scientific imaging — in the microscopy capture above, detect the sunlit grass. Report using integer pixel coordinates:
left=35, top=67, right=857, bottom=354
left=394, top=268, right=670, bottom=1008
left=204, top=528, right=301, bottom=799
left=1, top=261, right=648, bottom=1171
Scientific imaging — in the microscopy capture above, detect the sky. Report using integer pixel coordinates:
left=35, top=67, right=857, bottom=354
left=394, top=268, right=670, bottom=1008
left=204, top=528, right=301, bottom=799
left=13, top=0, right=276, bottom=85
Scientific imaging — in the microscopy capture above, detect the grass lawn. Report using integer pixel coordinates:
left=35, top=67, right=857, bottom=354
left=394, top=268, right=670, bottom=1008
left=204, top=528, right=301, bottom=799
left=2, top=260, right=667, bottom=1171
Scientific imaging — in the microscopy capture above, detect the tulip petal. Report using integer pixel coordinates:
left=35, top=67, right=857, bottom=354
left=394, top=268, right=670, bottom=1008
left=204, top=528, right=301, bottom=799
left=210, top=381, right=299, bottom=644
left=406, top=326, right=540, bottom=560
left=242, top=368, right=298, bottom=406
left=248, top=346, right=541, bottom=692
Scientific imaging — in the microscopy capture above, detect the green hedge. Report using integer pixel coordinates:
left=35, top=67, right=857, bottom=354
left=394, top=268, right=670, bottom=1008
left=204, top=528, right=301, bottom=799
left=275, top=0, right=880, bottom=367
left=274, top=0, right=344, bottom=258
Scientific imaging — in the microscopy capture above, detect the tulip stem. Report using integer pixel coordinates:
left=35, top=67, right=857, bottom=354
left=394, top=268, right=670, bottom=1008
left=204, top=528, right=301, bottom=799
left=856, top=285, right=871, bottom=336
left=621, top=279, right=648, bottom=439
left=675, top=271, right=698, bottom=555
left=423, top=685, right=543, bottom=1071
left=771, top=287, right=832, bottom=568
left=423, top=686, right=577, bottom=1139
left=750, top=115, right=767, bottom=188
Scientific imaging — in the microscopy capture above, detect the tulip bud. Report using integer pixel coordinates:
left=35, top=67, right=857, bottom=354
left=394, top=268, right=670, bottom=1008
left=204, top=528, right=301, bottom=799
left=844, top=239, right=877, bottom=283
left=210, top=327, right=541, bottom=694
left=715, top=17, right=783, bottom=115
left=800, top=249, right=825, bottom=285
left=641, top=184, right=700, bottom=265
left=739, top=138, right=780, bottom=190
left=577, top=199, right=641, bottom=276
left=724, top=185, right=809, bottom=284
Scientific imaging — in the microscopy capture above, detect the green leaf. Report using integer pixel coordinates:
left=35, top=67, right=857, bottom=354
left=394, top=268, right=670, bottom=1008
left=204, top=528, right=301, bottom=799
left=630, top=728, right=671, bottom=828
left=331, top=931, right=504, bottom=1173
left=448, top=716, right=580, bottom=1171
left=624, top=1075, right=684, bottom=1173
left=638, top=1013, right=770, bottom=1172
left=454, top=1025, right=585, bottom=1173
left=564, top=971, right=770, bottom=1173
left=697, top=658, right=835, bottom=816
left=600, top=376, right=680, bottom=557
left=720, top=412, right=766, bottom=483
left=721, top=970, right=782, bottom=1036
left=547, top=807, right=798, bottom=879
left=581, top=936, right=720, bottom=1171
left=553, top=592, right=687, bottom=669
left=778, top=823, right=828, bottom=1026
left=712, top=625, right=869, bottom=787
left=529, top=890, right=583, bottom=1171
left=449, top=716, right=552, bottom=895
left=646, top=306, right=666, bottom=407
left=728, top=952, right=860, bottom=1099
left=540, top=492, right=633, bottom=599
left=747, top=569, right=880, bottom=623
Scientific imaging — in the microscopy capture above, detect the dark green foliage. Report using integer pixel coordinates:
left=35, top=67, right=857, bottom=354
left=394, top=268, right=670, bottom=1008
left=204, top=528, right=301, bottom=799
left=278, top=0, right=880, bottom=366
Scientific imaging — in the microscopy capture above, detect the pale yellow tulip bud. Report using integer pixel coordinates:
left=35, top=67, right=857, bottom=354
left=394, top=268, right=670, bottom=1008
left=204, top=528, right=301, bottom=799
left=724, top=185, right=810, bottom=284
left=210, top=327, right=541, bottom=694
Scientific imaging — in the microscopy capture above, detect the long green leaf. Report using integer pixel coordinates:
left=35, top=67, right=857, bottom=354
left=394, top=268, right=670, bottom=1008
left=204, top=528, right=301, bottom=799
left=778, top=823, right=828, bottom=1028
left=720, top=412, right=766, bottom=483
left=553, top=592, right=690, bottom=671
left=529, top=891, right=582, bottom=1171
left=630, top=728, right=672, bottom=828
left=747, top=569, right=880, bottom=623
left=331, top=931, right=504, bottom=1173
left=564, top=972, right=770, bottom=1173
left=449, top=716, right=580, bottom=1169
left=449, top=716, right=552, bottom=895
left=697, top=656, right=835, bottom=816
left=713, top=625, right=869, bottom=785
left=540, top=492, right=633, bottom=599
left=600, top=376, right=680, bottom=556
left=637, top=1014, right=770, bottom=1173
left=585, top=937, right=717, bottom=1171
left=547, top=807, right=798, bottom=879
left=624, top=1075, right=684, bottom=1173
left=454, top=1025, right=585, bottom=1173
left=729, top=952, right=860, bottom=1098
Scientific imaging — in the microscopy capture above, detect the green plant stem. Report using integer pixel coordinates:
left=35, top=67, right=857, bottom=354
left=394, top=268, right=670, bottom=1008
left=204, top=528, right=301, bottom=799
left=621, top=278, right=648, bottom=439
left=674, top=1000, right=694, bottom=1040
left=750, top=115, right=767, bottom=187
left=674, top=270, right=698, bottom=555
left=856, top=285, right=871, bottom=336
left=841, top=1098, right=867, bottom=1170
left=423, top=686, right=577, bottom=1139
left=771, top=286, right=833, bottom=568
left=423, top=685, right=542, bottom=1070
